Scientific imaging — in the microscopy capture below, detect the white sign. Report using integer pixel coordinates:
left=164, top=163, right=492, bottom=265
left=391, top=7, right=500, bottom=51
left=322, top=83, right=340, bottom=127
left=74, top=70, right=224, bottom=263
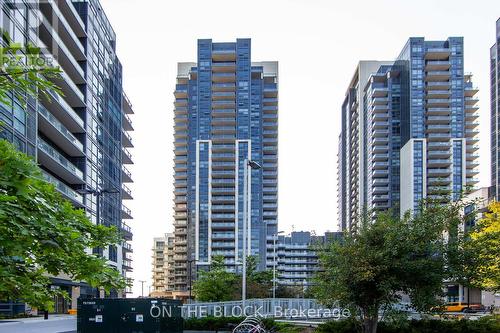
left=136, top=314, right=143, bottom=322
left=95, top=315, right=103, bottom=323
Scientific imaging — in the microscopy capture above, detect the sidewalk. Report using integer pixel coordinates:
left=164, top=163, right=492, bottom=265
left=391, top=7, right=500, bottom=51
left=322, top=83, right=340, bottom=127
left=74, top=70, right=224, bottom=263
left=0, top=314, right=75, bottom=323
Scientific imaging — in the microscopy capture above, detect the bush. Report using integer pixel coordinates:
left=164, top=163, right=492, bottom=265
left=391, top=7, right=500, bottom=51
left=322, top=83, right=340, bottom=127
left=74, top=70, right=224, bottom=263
left=315, top=316, right=500, bottom=333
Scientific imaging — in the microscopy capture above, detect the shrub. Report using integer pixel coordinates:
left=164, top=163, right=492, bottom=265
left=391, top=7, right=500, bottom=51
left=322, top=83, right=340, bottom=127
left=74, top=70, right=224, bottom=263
left=315, top=315, right=500, bottom=333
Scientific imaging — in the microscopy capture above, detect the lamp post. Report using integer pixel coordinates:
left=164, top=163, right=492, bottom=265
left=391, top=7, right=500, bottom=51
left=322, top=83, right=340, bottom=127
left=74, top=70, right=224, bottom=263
left=242, top=159, right=261, bottom=307
left=78, top=187, right=119, bottom=226
left=273, top=231, right=285, bottom=299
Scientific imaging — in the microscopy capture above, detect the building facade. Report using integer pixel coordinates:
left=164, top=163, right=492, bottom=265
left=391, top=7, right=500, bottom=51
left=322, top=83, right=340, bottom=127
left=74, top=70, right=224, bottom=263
left=276, top=231, right=340, bottom=290
left=151, top=234, right=174, bottom=298
left=337, top=61, right=393, bottom=231
left=0, top=0, right=134, bottom=311
left=338, top=38, right=480, bottom=229
left=170, top=39, right=278, bottom=299
left=491, top=18, right=500, bottom=201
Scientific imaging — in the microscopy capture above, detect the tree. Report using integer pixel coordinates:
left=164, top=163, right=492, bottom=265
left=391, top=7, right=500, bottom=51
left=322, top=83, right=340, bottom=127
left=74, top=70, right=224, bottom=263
left=313, top=202, right=463, bottom=333
left=193, top=255, right=274, bottom=301
left=0, top=140, right=126, bottom=310
left=464, top=202, right=500, bottom=292
left=193, top=255, right=238, bottom=302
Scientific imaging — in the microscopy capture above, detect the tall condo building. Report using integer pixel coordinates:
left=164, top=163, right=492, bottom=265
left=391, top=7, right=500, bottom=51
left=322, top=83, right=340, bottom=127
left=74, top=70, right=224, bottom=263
left=171, top=39, right=278, bottom=300
left=0, top=0, right=134, bottom=311
left=491, top=18, right=500, bottom=200
left=337, top=61, right=393, bottom=231
left=338, top=38, right=479, bottom=230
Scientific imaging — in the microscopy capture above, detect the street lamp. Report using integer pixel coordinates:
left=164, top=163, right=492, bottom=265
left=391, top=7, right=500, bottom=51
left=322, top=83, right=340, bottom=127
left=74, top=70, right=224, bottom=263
left=273, top=231, right=285, bottom=300
left=242, top=159, right=261, bottom=307
left=78, top=187, right=120, bottom=226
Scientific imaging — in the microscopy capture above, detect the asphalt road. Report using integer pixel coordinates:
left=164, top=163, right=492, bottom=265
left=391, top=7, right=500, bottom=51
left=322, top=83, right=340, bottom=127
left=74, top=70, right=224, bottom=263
left=0, top=315, right=76, bottom=333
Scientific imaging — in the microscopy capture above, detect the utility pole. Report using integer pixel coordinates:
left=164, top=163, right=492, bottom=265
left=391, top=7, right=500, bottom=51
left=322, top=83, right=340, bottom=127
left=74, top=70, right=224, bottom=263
left=139, top=280, right=146, bottom=298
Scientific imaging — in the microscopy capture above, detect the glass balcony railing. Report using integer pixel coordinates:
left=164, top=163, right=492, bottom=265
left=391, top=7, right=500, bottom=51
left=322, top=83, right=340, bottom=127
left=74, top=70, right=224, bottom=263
left=45, top=87, right=84, bottom=128
left=38, top=104, right=83, bottom=152
left=41, top=171, right=83, bottom=205
left=38, top=138, right=83, bottom=180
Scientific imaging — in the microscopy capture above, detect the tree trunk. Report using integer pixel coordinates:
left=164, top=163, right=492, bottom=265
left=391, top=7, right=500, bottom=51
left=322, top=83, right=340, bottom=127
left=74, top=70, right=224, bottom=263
left=362, top=316, right=378, bottom=333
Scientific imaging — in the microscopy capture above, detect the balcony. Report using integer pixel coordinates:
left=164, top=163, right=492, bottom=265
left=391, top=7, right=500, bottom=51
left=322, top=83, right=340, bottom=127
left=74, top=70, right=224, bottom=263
left=212, top=73, right=236, bottom=83
left=38, top=15, right=85, bottom=85
left=427, top=168, right=452, bottom=177
left=212, top=91, right=236, bottom=100
left=427, top=158, right=451, bottom=167
left=465, top=97, right=479, bottom=106
left=425, top=71, right=451, bottom=81
left=122, top=165, right=133, bottom=183
left=122, top=204, right=133, bottom=220
left=427, top=133, right=451, bottom=141
left=39, top=1, right=85, bottom=54
left=42, top=171, right=84, bottom=207
left=122, top=242, right=133, bottom=253
left=373, top=121, right=389, bottom=129
left=424, top=48, right=451, bottom=60
left=212, top=49, right=236, bottom=62
left=212, top=62, right=236, bottom=72
left=427, top=115, right=450, bottom=124
left=122, top=130, right=133, bottom=148
left=38, top=138, right=84, bottom=184
left=123, top=113, right=134, bottom=131
left=428, top=176, right=452, bottom=185
left=426, top=98, right=450, bottom=107
left=37, top=41, right=85, bottom=108
left=427, top=107, right=450, bottom=116
left=122, top=147, right=133, bottom=164
left=37, top=103, right=84, bottom=156
left=428, top=150, right=451, bottom=158
left=42, top=88, right=84, bottom=134
left=425, top=60, right=451, bottom=71
left=123, top=93, right=134, bottom=114
left=425, top=81, right=451, bottom=90
left=212, top=83, right=236, bottom=91
left=426, top=90, right=451, bottom=99
left=372, top=87, right=388, bottom=97
left=121, top=223, right=133, bottom=241
left=426, top=124, right=450, bottom=133
left=372, top=169, right=389, bottom=178
left=122, top=183, right=133, bottom=200
left=212, top=233, right=235, bottom=240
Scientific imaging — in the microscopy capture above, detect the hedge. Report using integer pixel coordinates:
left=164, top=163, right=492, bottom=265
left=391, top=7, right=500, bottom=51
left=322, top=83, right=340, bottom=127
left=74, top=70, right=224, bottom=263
left=315, top=316, right=500, bottom=333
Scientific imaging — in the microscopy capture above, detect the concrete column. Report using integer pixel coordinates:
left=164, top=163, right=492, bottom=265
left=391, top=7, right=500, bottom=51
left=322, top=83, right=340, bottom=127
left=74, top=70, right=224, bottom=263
left=71, top=286, right=80, bottom=310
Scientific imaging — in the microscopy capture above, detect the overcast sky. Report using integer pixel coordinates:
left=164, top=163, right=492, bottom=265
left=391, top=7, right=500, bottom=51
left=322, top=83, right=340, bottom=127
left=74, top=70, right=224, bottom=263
left=99, top=0, right=500, bottom=297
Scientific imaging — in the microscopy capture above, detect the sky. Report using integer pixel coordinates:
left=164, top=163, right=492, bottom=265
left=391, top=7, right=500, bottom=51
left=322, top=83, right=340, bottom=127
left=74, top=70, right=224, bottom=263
left=98, top=0, right=500, bottom=297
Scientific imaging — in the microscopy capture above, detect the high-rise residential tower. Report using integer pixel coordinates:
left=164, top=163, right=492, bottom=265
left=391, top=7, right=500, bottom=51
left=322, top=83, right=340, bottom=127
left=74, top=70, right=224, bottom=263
left=491, top=18, right=500, bottom=200
left=338, top=38, right=479, bottom=229
left=0, top=0, right=134, bottom=311
left=170, top=39, right=278, bottom=300
left=337, top=61, right=393, bottom=231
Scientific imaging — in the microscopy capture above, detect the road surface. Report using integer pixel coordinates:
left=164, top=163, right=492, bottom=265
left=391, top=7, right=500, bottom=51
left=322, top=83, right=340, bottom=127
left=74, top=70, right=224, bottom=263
left=0, top=315, right=76, bottom=333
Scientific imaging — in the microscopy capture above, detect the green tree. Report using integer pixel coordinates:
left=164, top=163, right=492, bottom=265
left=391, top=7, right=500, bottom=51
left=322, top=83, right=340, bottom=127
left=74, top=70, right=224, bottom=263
left=313, top=202, right=465, bottom=333
left=193, top=255, right=238, bottom=302
left=464, top=202, right=500, bottom=292
left=0, top=140, right=126, bottom=310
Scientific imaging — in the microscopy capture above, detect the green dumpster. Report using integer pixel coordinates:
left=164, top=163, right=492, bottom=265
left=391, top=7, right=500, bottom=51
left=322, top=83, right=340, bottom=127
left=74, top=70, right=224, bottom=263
left=77, top=298, right=183, bottom=333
